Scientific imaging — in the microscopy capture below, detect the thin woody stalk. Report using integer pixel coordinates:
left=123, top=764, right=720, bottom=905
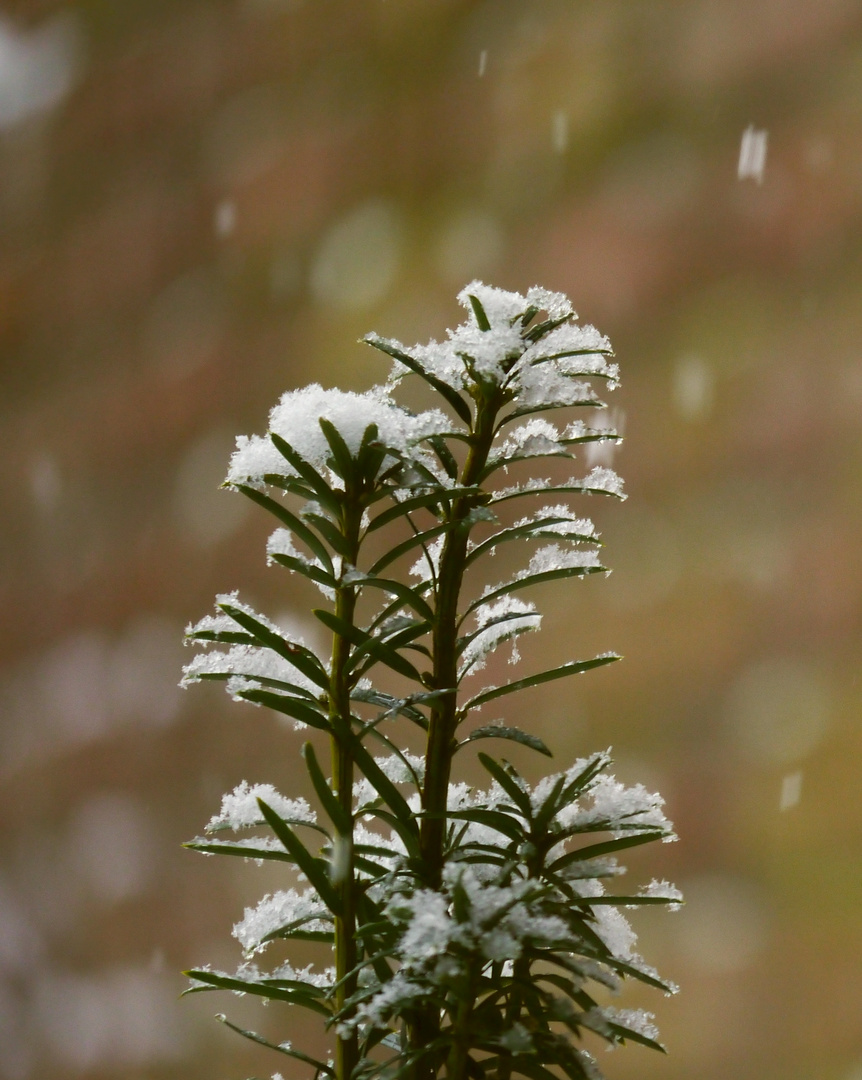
left=419, top=391, right=500, bottom=888
left=330, top=498, right=363, bottom=1080
left=410, top=390, right=501, bottom=1078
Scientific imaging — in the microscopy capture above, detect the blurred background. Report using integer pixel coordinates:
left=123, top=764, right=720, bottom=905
left=1, top=1, right=861, bottom=1078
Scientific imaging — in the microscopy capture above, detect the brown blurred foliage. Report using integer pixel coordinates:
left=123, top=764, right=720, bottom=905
left=1, top=2, right=861, bottom=1079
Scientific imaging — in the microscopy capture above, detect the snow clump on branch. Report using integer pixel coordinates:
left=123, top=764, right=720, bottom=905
left=226, top=384, right=449, bottom=489
left=369, top=280, right=617, bottom=395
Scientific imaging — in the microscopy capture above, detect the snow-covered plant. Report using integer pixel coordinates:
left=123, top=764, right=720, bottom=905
left=181, top=283, right=680, bottom=1080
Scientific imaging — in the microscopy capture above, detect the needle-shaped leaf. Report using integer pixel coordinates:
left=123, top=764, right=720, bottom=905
left=302, top=742, right=352, bottom=835
left=183, top=839, right=295, bottom=862
left=232, top=687, right=332, bottom=732
left=459, top=725, right=552, bottom=757
left=522, top=314, right=572, bottom=343
left=215, top=1014, right=336, bottom=1074
left=427, top=434, right=459, bottom=479
left=232, top=485, right=334, bottom=573
left=467, top=293, right=491, bottom=331
left=477, top=753, right=532, bottom=818
left=533, top=774, right=567, bottom=832
left=490, top=478, right=624, bottom=506
left=257, top=798, right=342, bottom=914
left=217, top=601, right=330, bottom=691
left=442, top=808, right=524, bottom=843
left=261, top=920, right=334, bottom=945
left=302, top=508, right=352, bottom=558
left=318, top=416, right=355, bottom=484
left=603, top=1020, right=666, bottom=1054
left=364, top=334, right=473, bottom=425
left=456, top=609, right=540, bottom=658
left=465, top=655, right=620, bottom=710
left=499, top=392, right=602, bottom=426
left=184, top=628, right=257, bottom=646
left=466, top=564, right=606, bottom=614
left=313, top=608, right=424, bottom=683
left=366, top=486, right=480, bottom=532
left=349, top=738, right=415, bottom=825
left=573, top=894, right=682, bottom=907
left=343, top=570, right=434, bottom=623
left=267, top=552, right=339, bottom=592
left=550, top=830, right=667, bottom=873
left=349, top=685, right=430, bottom=729
left=360, top=806, right=421, bottom=859
left=182, top=969, right=332, bottom=1014
left=466, top=518, right=598, bottom=565
left=270, top=432, right=342, bottom=514
left=367, top=522, right=452, bottom=575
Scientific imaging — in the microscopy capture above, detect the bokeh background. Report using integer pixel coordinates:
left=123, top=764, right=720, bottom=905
left=1, top=1, right=861, bottom=1078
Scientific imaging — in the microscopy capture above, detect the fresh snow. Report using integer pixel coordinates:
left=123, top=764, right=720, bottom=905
left=512, top=505, right=597, bottom=540
left=491, top=466, right=626, bottom=503
left=233, top=887, right=331, bottom=953
left=460, top=597, right=541, bottom=676
left=207, top=781, right=317, bottom=831
left=181, top=642, right=320, bottom=695
left=226, top=384, right=448, bottom=490
left=521, top=542, right=602, bottom=576
left=374, top=281, right=616, bottom=405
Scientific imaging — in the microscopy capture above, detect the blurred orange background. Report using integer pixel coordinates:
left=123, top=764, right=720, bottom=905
left=1, top=2, right=861, bottom=1079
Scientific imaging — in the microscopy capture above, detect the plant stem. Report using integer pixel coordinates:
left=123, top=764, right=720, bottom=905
left=331, top=499, right=362, bottom=1080
left=445, top=968, right=477, bottom=1080
left=420, top=395, right=498, bottom=886
left=410, top=394, right=499, bottom=1080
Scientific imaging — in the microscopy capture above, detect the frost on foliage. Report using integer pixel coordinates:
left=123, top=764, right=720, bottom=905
left=266, top=528, right=337, bottom=599
left=408, top=535, right=444, bottom=582
left=182, top=594, right=323, bottom=697
left=495, top=418, right=566, bottom=459
left=597, top=1006, right=660, bottom=1044
left=226, top=383, right=449, bottom=489
left=354, top=755, right=680, bottom=1030
left=207, top=781, right=317, bottom=832
left=513, top=505, right=598, bottom=541
left=521, top=543, right=602, bottom=576
left=525, top=754, right=675, bottom=840
left=568, top=773, right=675, bottom=837
left=182, top=642, right=319, bottom=695
left=460, top=597, right=541, bottom=676
left=593, top=906, right=639, bottom=962
left=233, top=887, right=331, bottom=954
left=188, top=835, right=286, bottom=858
left=186, top=592, right=304, bottom=644
left=491, top=466, right=626, bottom=504
left=353, top=750, right=425, bottom=809
left=639, top=879, right=683, bottom=910
left=371, top=281, right=616, bottom=399
left=351, top=973, right=426, bottom=1030
left=190, top=960, right=334, bottom=993
left=353, top=867, right=571, bottom=1029
left=492, top=418, right=616, bottom=464
left=478, top=544, right=603, bottom=609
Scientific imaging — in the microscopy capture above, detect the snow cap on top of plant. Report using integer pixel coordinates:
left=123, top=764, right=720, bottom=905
left=226, top=383, right=449, bottom=488
left=369, top=280, right=617, bottom=394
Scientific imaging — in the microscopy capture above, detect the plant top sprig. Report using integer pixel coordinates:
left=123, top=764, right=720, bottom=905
left=180, top=282, right=680, bottom=1080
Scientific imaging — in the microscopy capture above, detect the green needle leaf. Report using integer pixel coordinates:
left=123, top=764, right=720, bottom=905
left=256, top=798, right=342, bottom=915
left=465, top=655, right=620, bottom=710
